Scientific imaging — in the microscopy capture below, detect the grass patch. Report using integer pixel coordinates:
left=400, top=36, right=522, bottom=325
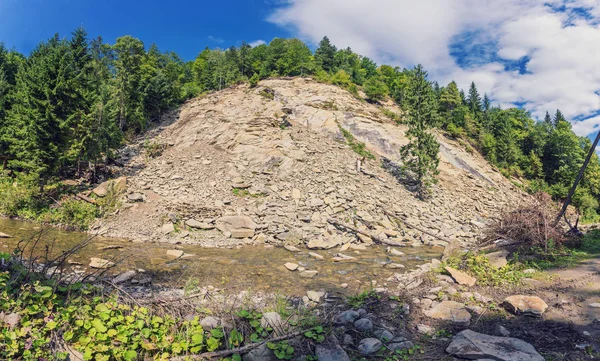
left=381, top=108, right=401, bottom=123
left=337, top=125, right=375, bottom=160
left=444, top=252, right=526, bottom=286
left=521, top=230, right=600, bottom=270
left=347, top=289, right=380, bottom=309
left=232, top=188, right=265, bottom=198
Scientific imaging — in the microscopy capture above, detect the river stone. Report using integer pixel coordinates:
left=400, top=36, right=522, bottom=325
left=200, top=316, right=219, bottom=330
left=284, top=245, right=300, bottom=252
left=445, top=266, right=477, bottom=287
left=112, top=270, right=136, bottom=284
left=354, top=318, right=374, bottom=332
left=166, top=249, right=184, bottom=258
left=373, top=329, right=394, bottom=342
left=308, top=252, right=324, bottom=260
left=242, top=343, right=278, bottom=361
left=388, top=338, right=414, bottom=352
left=387, top=247, right=404, bottom=256
left=424, top=301, right=471, bottom=326
left=335, top=310, right=360, bottom=325
left=299, top=270, right=318, bottom=278
left=485, top=250, right=509, bottom=268
left=0, top=232, right=11, bottom=238
left=446, top=329, right=544, bottom=361
left=307, top=238, right=339, bottom=250
left=162, top=222, right=175, bottom=234
left=284, top=262, right=298, bottom=271
left=307, top=290, right=325, bottom=302
left=216, top=215, right=256, bottom=238
left=590, top=303, right=600, bottom=308
left=261, top=312, right=286, bottom=331
left=315, top=344, right=350, bottom=361
left=89, top=258, right=115, bottom=269
left=186, top=219, right=212, bottom=229
left=357, top=338, right=382, bottom=355
left=503, top=295, right=548, bottom=317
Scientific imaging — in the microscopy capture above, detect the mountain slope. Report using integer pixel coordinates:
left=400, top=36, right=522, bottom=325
left=97, top=78, right=526, bottom=248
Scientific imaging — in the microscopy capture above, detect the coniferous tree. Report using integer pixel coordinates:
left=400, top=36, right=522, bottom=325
left=400, top=65, right=440, bottom=199
left=544, top=111, right=552, bottom=125
left=467, top=81, right=482, bottom=115
left=314, top=36, right=336, bottom=72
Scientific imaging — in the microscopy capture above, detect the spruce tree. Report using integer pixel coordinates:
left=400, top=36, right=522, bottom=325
left=314, top=36, right=336, bottom=72
left=400, top=64, right=440, bottom=199
left=544, top=111, right=552, bottom=125
left=467, top=81, right=482, bottom=115
left=553, top=109, right=566, bottom=127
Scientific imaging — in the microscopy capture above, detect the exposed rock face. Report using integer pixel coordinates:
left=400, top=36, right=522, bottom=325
left=446, top=329, right=544, bottom=361
left=503, top=295, right=548, bottom=317
left=424, top=301, right=471, bottom=326
left=97, top=78, right=526, bottom=247
left=216, top=216, right=256, bottom=239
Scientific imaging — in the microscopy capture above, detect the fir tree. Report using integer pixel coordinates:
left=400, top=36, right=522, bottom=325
left=467, top=81, right=482, bottom=115
left=314, top=36, right=336, bottom=72
left=400, top=64, right=440, bottom=199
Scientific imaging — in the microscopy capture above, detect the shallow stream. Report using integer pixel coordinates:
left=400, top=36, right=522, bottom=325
left=0, top=218, right=442, bottom=296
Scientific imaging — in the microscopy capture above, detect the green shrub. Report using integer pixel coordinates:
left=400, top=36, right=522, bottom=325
left=249, top=73, right=259, bottom=88
left=445, top=252, right=526, bottom=286
left=48, top=197, right=98, bottom=230
left=338, top=125, right=375, bottom=160
left=363, top=77, right=389, bottom=102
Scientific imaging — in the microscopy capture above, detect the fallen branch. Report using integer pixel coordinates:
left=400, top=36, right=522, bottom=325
left=383, top=210, right=453, bottom=245
left=327, top=219, right=405, bottom=246
left=169, top=330, right=305, bottom=361
left=76, top=193, right=97, bottom=205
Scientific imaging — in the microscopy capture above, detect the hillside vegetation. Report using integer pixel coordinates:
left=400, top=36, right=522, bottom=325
left=0, top=29, right=598, bottom=227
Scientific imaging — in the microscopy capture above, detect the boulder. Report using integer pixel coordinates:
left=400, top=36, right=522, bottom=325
left=388, top=337, right=414, bottom=352
left=374, top=329, right=394, bottom=342
left=243, top=343, right=278, bottom=361
left=424, top=301, right=471, bottom=326
left=261, top=312, right=287, bottom=331
left=315, top=344, right=350, bottom=361
left=89, top=258, right=115, bottom=269
left=307, top=290, right=325, bottom=302
left=92, top=176, right=127, bottom=197
left=445, top=266, right=476, bottom=287
left=357, top=338, right=382, bottom=355
left=503, top=295, right=548, bottom=317
left=216, top=216, right=256, bottom=238
left=446, top=329, right=544, bottom=361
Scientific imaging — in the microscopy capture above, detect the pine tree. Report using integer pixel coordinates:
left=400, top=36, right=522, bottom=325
left=544, top=111, right=552, bottom=125
left=482, top=94, right=491, bottom=113
left=439, top=81, right=461, bottom=113
left=467, top=81, right=482, bottom=115
left=314, top=36, right=336, bottom=72
left=400, top=64, right=440, bottom=199
left=553, top=109, right=566, bottom=127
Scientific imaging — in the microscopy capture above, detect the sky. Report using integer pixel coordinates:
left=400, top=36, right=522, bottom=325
left=1, top=0, right=600, bottom=140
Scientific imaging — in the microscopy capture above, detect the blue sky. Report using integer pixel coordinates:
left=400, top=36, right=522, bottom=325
left=0, top=0, right=287, bottom=60
left=2, top=0, right=600, bottom=142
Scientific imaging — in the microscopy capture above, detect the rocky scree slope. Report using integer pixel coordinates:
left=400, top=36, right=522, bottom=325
left=96, top=78, right=526, bottom=248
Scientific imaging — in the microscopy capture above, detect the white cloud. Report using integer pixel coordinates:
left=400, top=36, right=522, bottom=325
left=269, top=0, right=600, bottom=136
left=207, top=35, right=224, bottom=44
left=249, top=39, right=266, bottom=47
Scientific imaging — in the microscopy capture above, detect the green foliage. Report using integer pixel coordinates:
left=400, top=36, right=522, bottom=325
left=249, top=73, right=259, bottom=88
left=303, top=326, right=325, bottom=343
left=347, top=289, right=380, bottom=309
left=381, top=108, right=401, bottom=123
left=400, top=65, right=440, bottom=199
left=338, top=125, right=375, bottom=160
left=266, top=341, right=294, bottom=360
left=445, top=252, right=526, bottom=286
left=48, top=197, right=98, bottom=230
left=363, top=77, right=389, bottom=102
left=236, top=309, right=271, bottom=342
left=142, top=139, right=164, bottom=159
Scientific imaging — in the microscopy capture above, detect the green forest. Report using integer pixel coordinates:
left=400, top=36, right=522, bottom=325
left=0, top=28, right=599, bottom=226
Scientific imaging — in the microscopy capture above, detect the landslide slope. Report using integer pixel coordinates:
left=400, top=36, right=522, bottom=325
left=98, top=77, right=525, bottom=247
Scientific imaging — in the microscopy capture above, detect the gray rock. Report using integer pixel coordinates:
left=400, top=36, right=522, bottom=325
left=166, top=249, right=184, bottom=258
left=243, top=343, right=278, bottom=361
left=388, top=339, right=414, bottom=352
left=162, top=222, right=175, bottom=234
left=299, top=270, right=319, bottom=278
left=200, top=316, right=219, bottom=330
left=343, top=334, right=354, bottom=345
left=261, top=312, right=286, bottom=331
left=373, top=329, right=394, bottom=342
left=315, top=344, right=351, bottom=361
left=112, top=270, right=136, bottom=284
left=446, top=329, right=544, bottom=361
left=503, top=295, right=548, bottom=317
left=186, top=219, right=214, bottom=229
left=216, top=215, right=256, bottom=238
left=127, top=192, right=144, bottom=202
left=357, top=308, right=367, bottom=318
left=284, top=263, right=299, bottom=271
left=354, top=318, right=373, bottom=332
left=335, top=310, right=360, bottom=325
left=424, top=301, right=471, bottom=326
left=89, top=257, right=115, bottom=269
left=357, top=338, right=382, bottom=355
left=307, top=290, right=325, bottom=302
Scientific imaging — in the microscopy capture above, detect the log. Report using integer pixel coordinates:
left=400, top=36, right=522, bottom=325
left=76, top=193, right=97, bottom=205
left=383, top=210, right=453, bottom=245
left=169, top=330, right=305, bottom=361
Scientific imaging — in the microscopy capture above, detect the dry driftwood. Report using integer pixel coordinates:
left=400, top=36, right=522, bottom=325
left=76, top=193, right=97, bottom=205
left=383, top=209, right=453, bottom=245
left=169, top=330, right=305, bottom=361
left=327, top=219, right=404, bottom=246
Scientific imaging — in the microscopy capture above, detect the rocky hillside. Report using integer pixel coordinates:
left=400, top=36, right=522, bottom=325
left=94, top=78, right=526, bottom=248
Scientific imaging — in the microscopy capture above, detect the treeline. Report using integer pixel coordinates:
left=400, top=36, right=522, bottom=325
left=0, top=30, right=599, bottom=220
